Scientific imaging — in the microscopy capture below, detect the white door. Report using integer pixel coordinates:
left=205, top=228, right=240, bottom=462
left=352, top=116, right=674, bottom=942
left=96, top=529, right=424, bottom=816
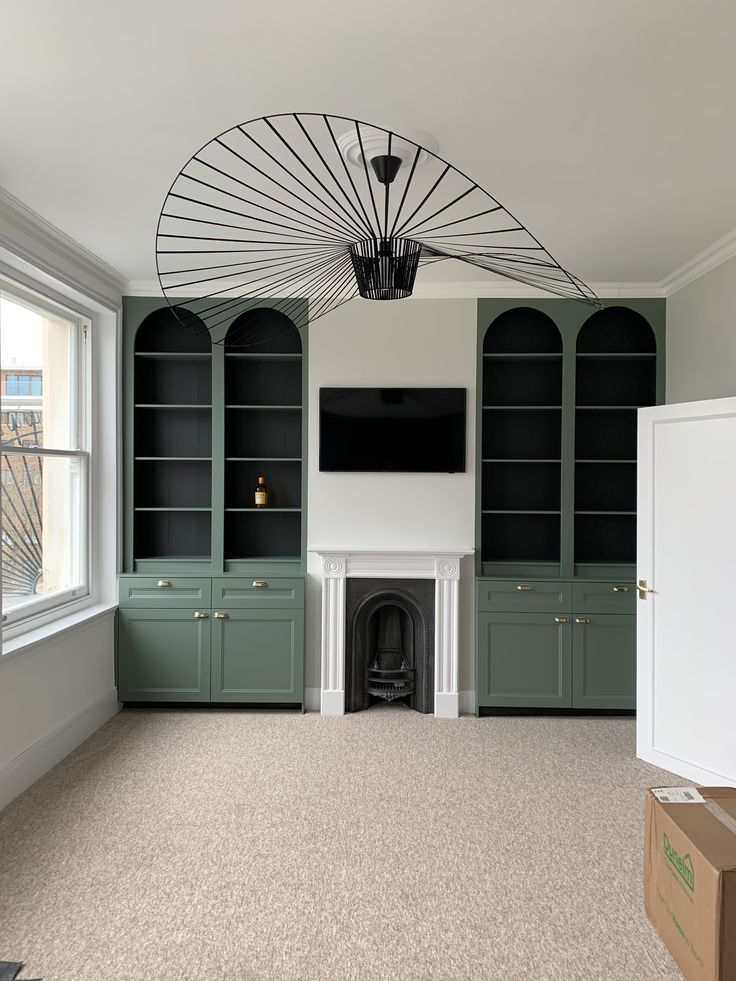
left=638, top=397, right=736, bottom=785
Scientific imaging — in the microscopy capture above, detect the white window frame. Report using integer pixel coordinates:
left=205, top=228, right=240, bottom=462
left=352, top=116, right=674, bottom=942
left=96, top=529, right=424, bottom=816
left=1, top=276, right=93, bottom=636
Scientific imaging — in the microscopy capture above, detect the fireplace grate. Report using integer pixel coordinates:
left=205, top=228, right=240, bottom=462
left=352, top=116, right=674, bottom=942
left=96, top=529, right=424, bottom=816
left=366, top=666, right=415, bottom=702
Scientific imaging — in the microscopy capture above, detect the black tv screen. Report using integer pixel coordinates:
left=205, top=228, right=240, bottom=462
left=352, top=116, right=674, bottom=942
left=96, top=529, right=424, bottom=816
left=319, top=387, right=466, bottom=473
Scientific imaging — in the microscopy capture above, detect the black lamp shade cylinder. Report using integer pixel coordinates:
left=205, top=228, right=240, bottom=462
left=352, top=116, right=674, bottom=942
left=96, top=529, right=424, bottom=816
left=349, top=237, right=422, bottom=300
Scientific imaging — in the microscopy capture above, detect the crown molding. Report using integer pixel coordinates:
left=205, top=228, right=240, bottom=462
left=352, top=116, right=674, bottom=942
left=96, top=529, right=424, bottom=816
left=661, top=226, right=736, bottom=297
left=0, top=187, right=126, bottom=308
left=125, top=278, right=665, bottom=300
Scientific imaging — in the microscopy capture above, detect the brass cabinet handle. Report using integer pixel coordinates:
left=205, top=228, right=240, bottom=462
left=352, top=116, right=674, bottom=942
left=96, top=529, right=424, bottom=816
left=613, top=585, right=629, bottom=593
left=157, top=579, right=172, bottom=588
left=638, top=579, right=654, bottom=600
left=516, top=583, right=534, bottom=592
left=193, top=610, right=209, bottom=618
left=213, top=611, right=229, bottom=619
left=554, top=616, right=570, bottom=624
left=252, top=580, right=268, bottom=588
left=575, top=617, right=590, bottom=624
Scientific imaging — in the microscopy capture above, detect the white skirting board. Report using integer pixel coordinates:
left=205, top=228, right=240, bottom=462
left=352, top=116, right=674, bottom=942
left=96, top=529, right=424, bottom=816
left=0, top=686, right=120, bottom=812
left=305, top=687, right=476, bottom=715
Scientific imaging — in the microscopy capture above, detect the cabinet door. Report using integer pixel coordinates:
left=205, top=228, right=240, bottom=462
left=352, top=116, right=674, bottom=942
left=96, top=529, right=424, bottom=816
left=477, top=612, right=572, bottom=708
left=210, top=609, right=304, bottom=703
left=118, top=609, right=211, bottom=701
left=572, top=614, right=635, bottom=709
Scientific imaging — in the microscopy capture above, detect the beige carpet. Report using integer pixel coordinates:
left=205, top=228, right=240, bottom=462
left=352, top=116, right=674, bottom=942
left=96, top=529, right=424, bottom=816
left=0, top=707, right=684, bottom=981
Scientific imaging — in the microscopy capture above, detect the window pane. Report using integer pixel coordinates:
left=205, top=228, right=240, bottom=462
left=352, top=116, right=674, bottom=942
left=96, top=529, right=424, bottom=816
left=1, top=294, right=75, bottom=450
left=2, top=453, right=84, bottom=613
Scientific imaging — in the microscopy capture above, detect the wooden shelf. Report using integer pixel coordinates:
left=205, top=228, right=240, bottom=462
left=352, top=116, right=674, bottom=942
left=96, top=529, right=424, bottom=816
left=135, top=403, right=212, bottom=409
left=135, top=352, right=212, bottom=360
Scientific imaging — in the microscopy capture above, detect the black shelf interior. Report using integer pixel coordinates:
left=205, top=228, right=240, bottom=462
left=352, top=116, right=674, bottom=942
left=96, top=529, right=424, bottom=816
left=576, top=307, right=657, bottom=354
left=481, top=309, right=563, bottom=568
left=575, top=409, right=637, bottom=460
left=224, top=511, right=301, bottom=560
left=483, top=409, right=562, bottom=460
left=135, top=407, right=212, bottom=458
left=133, top=310, right=213, bottom=563
left=135, top=357, right=212, bottom=406
left=482, top=512, right=561, bottom=564
left=482, top=461, right=561, bottom=512
left=135, top=459, right=212, bottom=509
left=483, top=308, right=563, bottom=354
left=575, top=461, right=636, bottom=512
left=225, top=358, right=301, bottom=406
left=223, top=309, right=303, bottom=561
left=575, top=514, right=636, bottom=564
left=576, top=358, right=655, bottom=406
left=573, top=308, right=655, bottom=565
left=133, top=306, right=210, bottom=353
left=225, top=459, right=301, bottom=510
left=483, top=359, right=562, bottom=406
left=135, top=511, right=212, bottom=559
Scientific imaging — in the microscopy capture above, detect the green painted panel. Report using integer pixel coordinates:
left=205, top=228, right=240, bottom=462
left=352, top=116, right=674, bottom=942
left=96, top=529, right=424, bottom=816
left=119, top=576, right=211, bottom=608
left=572, top=581, right=635, bottom=614
left=572, top=613, right=636, bottom=709
left=212, top=577, right=304, bottom=609
left=477, top=579, right=572, bottom=613
left=477, top=612, right=572, bottom=708
left=118, top=609, right=211, bottom=701
left=210, top=609, right=304, bottom=703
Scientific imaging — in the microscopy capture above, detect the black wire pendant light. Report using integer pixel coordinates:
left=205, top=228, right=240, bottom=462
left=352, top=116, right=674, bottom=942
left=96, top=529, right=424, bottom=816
left=156, top=113, right=601, bottom=347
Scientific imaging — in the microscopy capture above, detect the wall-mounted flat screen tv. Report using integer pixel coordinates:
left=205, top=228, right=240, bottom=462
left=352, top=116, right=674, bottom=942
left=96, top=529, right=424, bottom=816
left=319, top=387, right=466, bottom=473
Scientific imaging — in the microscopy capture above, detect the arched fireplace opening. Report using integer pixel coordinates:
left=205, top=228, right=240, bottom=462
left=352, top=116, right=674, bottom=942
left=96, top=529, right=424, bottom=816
left=345, top=580, right=434, bottom=713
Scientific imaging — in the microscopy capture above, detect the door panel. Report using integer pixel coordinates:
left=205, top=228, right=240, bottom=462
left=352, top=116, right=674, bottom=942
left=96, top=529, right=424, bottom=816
left=638, top=399, right=736, bottom=785
left=572, top=614, right=635, bottom=709
left=477, top=612, right=572, bottom=708
left=211, top=609, right=304, bottom=703
left=118, top=609, right=211, bottom=701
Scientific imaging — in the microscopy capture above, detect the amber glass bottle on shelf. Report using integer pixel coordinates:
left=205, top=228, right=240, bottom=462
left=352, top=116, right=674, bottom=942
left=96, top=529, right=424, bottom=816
left=254, top=475, right=269, bottom=508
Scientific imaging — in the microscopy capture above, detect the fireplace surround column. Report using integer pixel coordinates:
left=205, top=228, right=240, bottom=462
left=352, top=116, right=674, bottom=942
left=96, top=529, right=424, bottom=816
left=310, top=547, right=473, bottom=718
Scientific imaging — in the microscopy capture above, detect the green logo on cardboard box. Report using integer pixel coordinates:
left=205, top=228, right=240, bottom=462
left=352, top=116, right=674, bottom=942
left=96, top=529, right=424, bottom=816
left=664, top=832, right=695, bottom=892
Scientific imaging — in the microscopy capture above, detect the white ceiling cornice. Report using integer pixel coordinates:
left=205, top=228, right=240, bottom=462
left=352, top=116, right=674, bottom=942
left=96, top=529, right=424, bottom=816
left=0, top=187, right=127, bottom=308
left=660, top=226, right=736, bottom=297
left=125, top=279, right=666, bottom=300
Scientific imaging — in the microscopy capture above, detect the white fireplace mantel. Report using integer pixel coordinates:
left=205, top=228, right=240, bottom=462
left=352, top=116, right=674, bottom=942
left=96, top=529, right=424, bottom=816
left=309, top=546, right=473, bottom=718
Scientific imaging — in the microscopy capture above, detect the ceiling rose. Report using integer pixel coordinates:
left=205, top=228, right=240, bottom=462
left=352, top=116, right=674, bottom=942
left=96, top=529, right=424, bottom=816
left=156, top=113, right=600, bottom=348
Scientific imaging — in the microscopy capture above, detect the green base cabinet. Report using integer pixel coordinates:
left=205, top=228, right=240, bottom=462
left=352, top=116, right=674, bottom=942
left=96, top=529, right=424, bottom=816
left=477, top=612, right=572, bottom=708
left=476, top=579, right=636, bottom=712
left=211, top=609, right=304, bottom=703
left=572, top=613, right=636, bottom=710
left=118, top=608, right=211, bottom=702
left=117, top=574, right=305, bottom=707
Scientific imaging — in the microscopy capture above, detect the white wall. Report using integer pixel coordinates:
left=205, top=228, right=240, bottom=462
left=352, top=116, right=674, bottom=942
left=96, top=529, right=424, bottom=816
left=306, top=298, right=478, bottom=700
left=0, top=613, right=118, bottom=810
left=667, top=253, right=736, bottom=403
left=0, top=189, right=124, bottom=810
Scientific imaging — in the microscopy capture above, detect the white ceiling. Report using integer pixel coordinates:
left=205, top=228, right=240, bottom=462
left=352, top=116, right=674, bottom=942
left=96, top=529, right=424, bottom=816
left=2, top=0, right=736, bottom=289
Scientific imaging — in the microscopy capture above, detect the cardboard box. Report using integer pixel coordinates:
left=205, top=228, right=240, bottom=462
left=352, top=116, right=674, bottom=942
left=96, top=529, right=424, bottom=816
left=644, top=787, right=736, bottom=981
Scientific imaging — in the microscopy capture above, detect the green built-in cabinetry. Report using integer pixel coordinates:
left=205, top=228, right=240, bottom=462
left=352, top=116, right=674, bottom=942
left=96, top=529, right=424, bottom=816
left=119, top=298, right=307, bottom=707
left=476, top=299, right=664, bottom=712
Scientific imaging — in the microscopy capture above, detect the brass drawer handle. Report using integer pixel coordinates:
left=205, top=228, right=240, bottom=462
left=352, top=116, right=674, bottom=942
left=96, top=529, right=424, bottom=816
left=213, top=611, right=229, bottom=619
left=157, top=579, right=172, bottom=588
left=554, top=616, right=570, bottom=624
left=516, top=583, right=534, bottom=592
left=252, top=580, right=268, bottom=588
left=193, top=610, right=209, bottom=619
left=613, top=585, right=629, bottom=593
left=575, top=617, right=590, bottom=624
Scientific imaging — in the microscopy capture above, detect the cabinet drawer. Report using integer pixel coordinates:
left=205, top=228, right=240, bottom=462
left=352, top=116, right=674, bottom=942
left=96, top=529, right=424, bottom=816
left=212, top=577, right=304, bottom=609
left=477, top=579, right=573, bottom=613
left=119, top=576, right=212, bottom=608
left=572, top=582, right=635, bottom=614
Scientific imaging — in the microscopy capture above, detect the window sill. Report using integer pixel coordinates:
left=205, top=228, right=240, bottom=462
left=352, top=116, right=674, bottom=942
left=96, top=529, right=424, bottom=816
left=1, top=601, right=117, bottom=663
